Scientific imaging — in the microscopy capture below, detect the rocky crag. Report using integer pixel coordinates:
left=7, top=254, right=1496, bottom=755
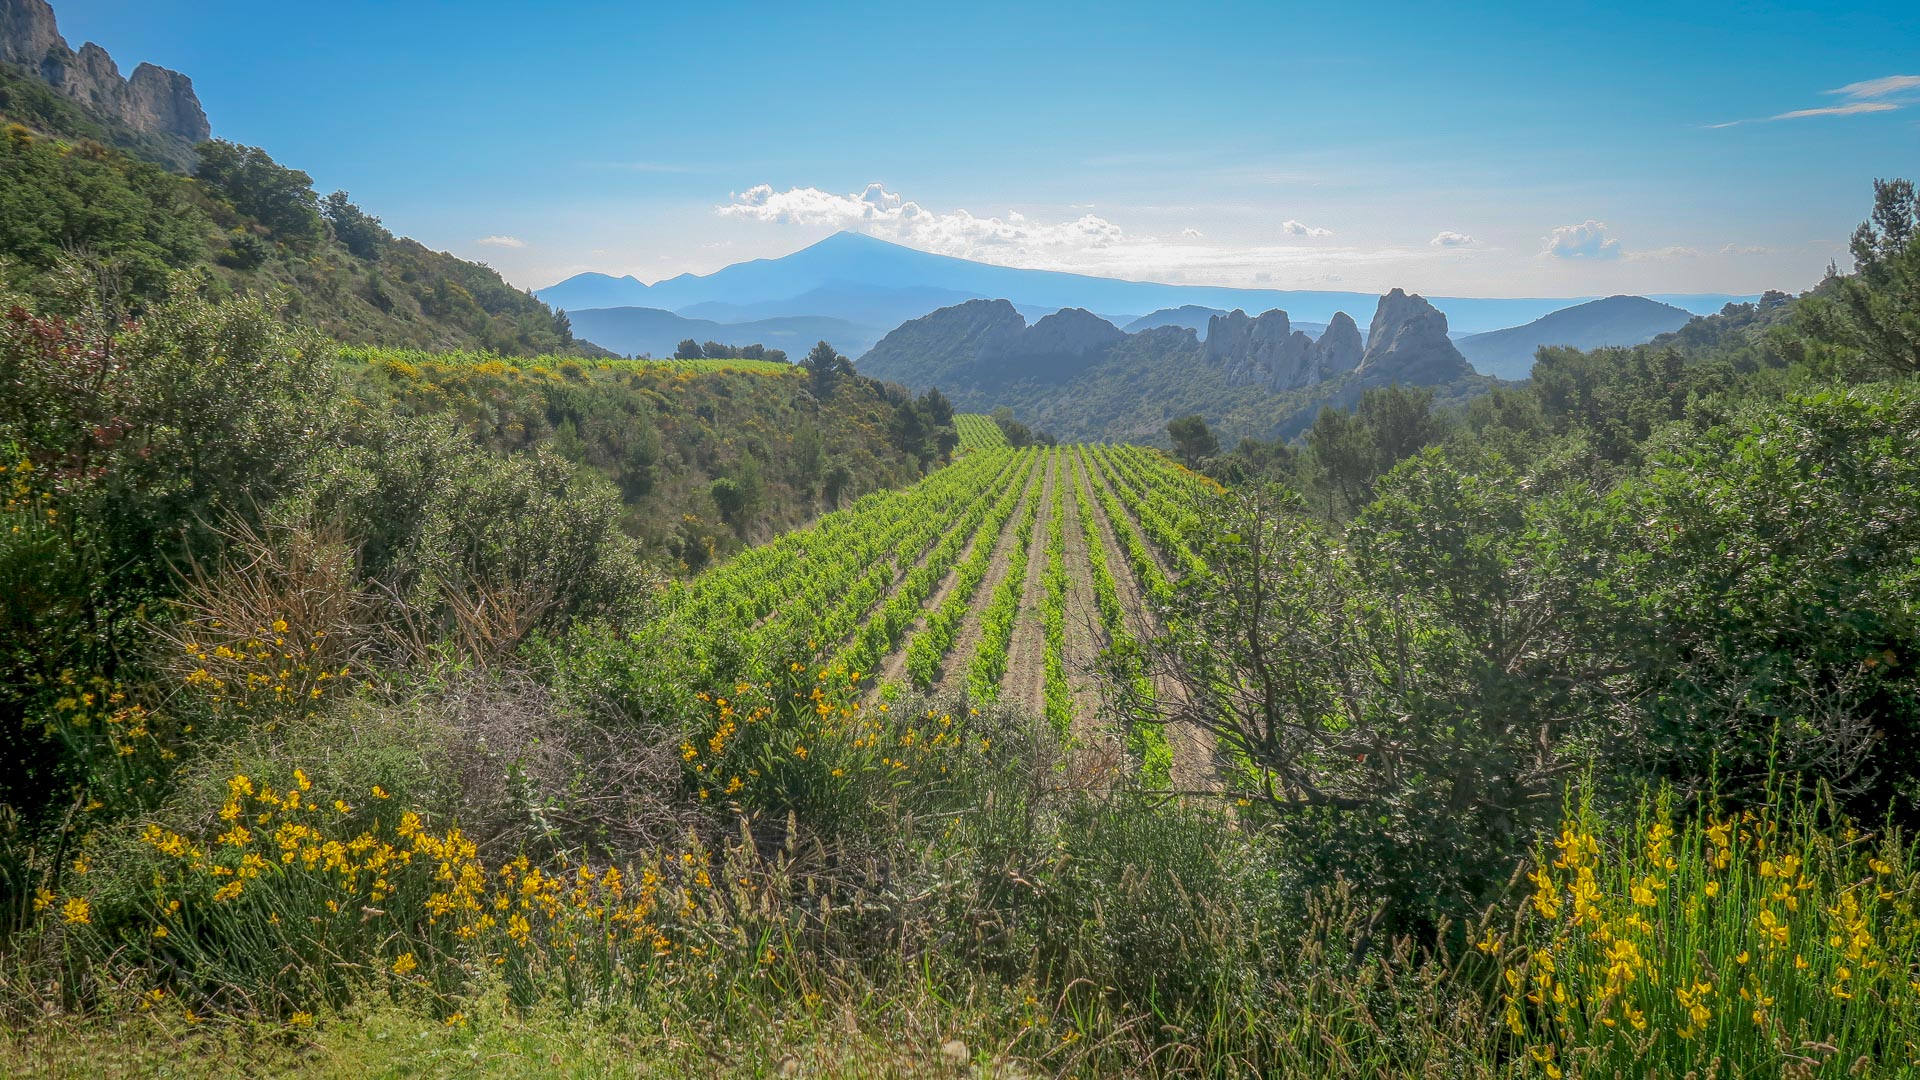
left=1201, top=288, right=1468, bottom=391
left=1, top=0, right=208, bottom=142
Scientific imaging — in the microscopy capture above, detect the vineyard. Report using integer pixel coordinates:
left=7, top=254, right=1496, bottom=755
left=664, top=441, right=1220, bottom=780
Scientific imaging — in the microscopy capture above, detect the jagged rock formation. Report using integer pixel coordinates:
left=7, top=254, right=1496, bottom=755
left=1315, top=312, right=1364, bottom=375
left=1203, top=306, right=1365, bottom=390
left=1357, top=288, right=1473, bottom=384
left=1, top=0, right=208, bottom=141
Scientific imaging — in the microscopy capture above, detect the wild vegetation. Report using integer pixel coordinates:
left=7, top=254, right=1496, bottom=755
left=0, top=88, right=589, bottom=355
left=3, top=175, right=1920, bottom=1079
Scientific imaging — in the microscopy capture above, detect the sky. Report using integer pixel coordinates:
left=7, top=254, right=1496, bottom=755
left=48, top=0, right=1920, bottom=299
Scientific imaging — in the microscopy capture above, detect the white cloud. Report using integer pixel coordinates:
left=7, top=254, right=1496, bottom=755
left=1543, top=220, right=1621, bottom=260
left=718, top=183, right=1125, bottom=257
left=1430, top=230, right=1474, bottom=248
left=478, top=235, right=527, bottom=248
left=1827, top=74, right=1920, bottom=100
left=1773, top=102, right=1898, bottom=120
left=1718, top=243, right=1772, bottom=257
left=710, top=182, right=1533, bottom=290
left=1713, top=73, right=1920, bottom=126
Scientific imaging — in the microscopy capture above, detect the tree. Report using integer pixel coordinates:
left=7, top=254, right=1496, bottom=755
left=1804, top=177, right=1919, bottom=375
left=1113, top=471, right=1600, bottom=926
left=194, top=141, right=324, bottom=243
left=674, top=339, right=702, bottom=360
left=1166, top=415, right=1219, bottom=465
left=320, top=190, right=390, bottom=260
left=701, top=340, right=728, bottom=360
left=803, top=340, right=853, bottom=397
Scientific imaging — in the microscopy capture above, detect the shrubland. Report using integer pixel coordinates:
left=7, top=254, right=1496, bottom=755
left=1, top=184, right=1918, bottom=1078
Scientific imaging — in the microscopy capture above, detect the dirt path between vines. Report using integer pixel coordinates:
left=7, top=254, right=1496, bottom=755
left=998, top=452, right=1058, bottom=715
left=1081, top=448, right=1218, bottom=793
left=875, top=456, right=1040, bottom=689
left=1060, top=454, right=1112, bottom=737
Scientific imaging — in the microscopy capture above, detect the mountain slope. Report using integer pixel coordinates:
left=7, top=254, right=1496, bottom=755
left=1457, top=295, right=1695, bottom=379
left=540, top=231, right=1754, bottom=335
left=565, top=306, right=877, bottom=359
left=859, top=290, right=1486, bottom=442
left=0, top=0, right=594, bottom=356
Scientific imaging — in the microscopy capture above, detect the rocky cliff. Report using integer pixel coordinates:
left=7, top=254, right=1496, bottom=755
left=1357, top=288, right=1473, bottom=384
left=1, top=0, right=208, bottom=141
left=1203, top=306, right=1367, bottom=390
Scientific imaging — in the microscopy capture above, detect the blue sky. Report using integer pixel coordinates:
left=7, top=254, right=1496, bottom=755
left=50, top=0, right=1920, bottom=297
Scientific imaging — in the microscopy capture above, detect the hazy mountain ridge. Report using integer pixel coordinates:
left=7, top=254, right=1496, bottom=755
left=545, top=231, right=1754, bottom=337
left=1457, top=295, right=1695, bottom=379
left=565, top=306, right=877, bottom=359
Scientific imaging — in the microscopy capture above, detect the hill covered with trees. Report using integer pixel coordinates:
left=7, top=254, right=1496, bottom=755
left=0, top=21, right=593, bottom=356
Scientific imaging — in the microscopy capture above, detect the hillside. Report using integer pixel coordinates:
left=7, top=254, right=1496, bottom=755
left=0, top=1, right=593, bottom=355
left=540, top=230, right=1752, bottom=336
left=859, top=290, right=1486, bottom=443
left=341, top=350, right=953, bottom=569
left=566, top=305, right=879, bottom=359
left=1457, top=294, right=1695, bottom=379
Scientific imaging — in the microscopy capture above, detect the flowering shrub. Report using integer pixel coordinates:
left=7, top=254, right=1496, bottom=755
left=1494, top=793, right=1920, bottom=1076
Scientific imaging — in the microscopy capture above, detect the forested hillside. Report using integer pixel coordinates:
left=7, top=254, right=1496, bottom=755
left=0, top=56, right=590, bottom=355
left=2, top=56, right=1917, bottom=1066
left=341, top=347, right=960, bottom=568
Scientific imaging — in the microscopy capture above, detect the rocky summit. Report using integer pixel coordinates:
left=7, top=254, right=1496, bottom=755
left=1202, top=305, right=1369, bottom=391
left=1357, top=288, right=1473, bottom=384
left=0, top=0, right=209, bottom=141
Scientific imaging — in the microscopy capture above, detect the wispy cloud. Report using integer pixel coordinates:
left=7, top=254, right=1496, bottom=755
left=1181, top=227, right=1203, bottom=238
left=1543, top=220, right=1621, bottom=260
left=477, top=235, right=527, bottom=249
left=719, top=183, right=1125, bottom=256
left=1828, top=75, right=1920, bottom=99
left=1430, top=230, right=1475, bottom=248
left=1773, top=102, right=1899, bottom=120
left=1712, top=72, right=1918, bottom=126
left=1280, top=219, right=1332, bottom=238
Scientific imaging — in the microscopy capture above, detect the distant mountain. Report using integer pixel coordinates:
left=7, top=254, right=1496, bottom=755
left=677, top=284, right=981, bottom=330
left=1457, top=295, right=1696, bottom=380
left=1122, top=304, right=1336, bottom=342
left=566, top=307, right=876, bottom=360
left=541, top=231, right=1752, bottom=337
left=858, top=290, right=1484, bottom=443
left=1126, top=306, right=1227, bottom=337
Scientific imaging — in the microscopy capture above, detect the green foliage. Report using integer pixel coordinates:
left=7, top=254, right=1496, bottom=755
left=0, top=123, right=586, bottom=354
left=1801, top=177, right=1920, bottom=377
left=1165, top=413, right=1219, bottom=465
left=0, top=125, right=206, bottom=297
left=195, top=141, right=324, bottom=244
left=802, top=339, right=852, bottom=398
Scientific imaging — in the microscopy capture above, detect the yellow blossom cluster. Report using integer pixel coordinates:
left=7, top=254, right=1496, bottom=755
left=175, top=616, right=357, bottom=722
left=53, top=768, right=749, bottom=1019
left=1492, top=796, right=1920, bottom=1075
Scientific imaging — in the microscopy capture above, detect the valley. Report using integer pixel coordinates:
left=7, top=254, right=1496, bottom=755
left=4, top=0, right=1917, bottom=1075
